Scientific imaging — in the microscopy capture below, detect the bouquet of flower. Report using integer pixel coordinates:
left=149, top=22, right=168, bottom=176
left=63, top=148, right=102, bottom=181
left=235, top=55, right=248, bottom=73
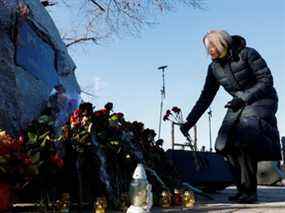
left=0, top=130, right=38, bottom=187
left=163, top=107, right=199, bottom=158
left=24, top=114, right=65, bottom=172
left=163, top=106, right=184, bottom=124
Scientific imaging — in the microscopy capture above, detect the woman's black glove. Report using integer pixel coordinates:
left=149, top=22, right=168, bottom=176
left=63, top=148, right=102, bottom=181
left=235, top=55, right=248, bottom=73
left=180, top=121, right=192, bottom=137
left=225, top=97, right=246, bottom=112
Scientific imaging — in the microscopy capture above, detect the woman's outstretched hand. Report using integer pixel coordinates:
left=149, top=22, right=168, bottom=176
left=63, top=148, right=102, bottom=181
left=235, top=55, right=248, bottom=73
left=225, top=97, right=245, bottom=112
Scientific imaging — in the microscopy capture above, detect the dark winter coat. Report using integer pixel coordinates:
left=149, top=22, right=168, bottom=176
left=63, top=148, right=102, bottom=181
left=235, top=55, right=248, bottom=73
left=186, top=36, right=281, bottom=161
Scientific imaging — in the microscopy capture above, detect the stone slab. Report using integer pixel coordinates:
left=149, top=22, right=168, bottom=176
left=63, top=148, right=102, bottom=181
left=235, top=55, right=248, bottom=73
left=150, top=186, right=285, bottom=213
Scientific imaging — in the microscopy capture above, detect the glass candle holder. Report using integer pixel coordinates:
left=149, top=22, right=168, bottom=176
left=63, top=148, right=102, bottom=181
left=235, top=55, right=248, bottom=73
left=160, top=191, right=172, bottom=208
left=94, top=197, right=107, bottom=213
left=174, top=188, right=183, bottom=206
left=58, top=193, right=70, bottom=213
left=183, top=190, right=195, bottom=208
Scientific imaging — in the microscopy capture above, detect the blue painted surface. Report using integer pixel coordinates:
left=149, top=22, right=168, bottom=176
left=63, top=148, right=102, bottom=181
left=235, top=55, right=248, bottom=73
left=166, top=150, right=233, bottom=186
left=15, top=22, right=60, bottom=88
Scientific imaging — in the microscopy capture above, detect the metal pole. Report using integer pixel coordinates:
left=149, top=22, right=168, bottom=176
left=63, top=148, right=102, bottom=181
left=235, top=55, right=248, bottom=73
left=157, top=65, right=167, bottom=138
left=193, top=125, right=197, bottom=151
left=208, top=107, right=213, bottom=152
left=158, top=98, right=163, bottom=139
left=171, top=122, right=175, bottom=150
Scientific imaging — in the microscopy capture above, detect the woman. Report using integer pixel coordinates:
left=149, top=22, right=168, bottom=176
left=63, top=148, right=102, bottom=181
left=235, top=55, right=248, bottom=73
left=180, top=30, right=281, bottom=203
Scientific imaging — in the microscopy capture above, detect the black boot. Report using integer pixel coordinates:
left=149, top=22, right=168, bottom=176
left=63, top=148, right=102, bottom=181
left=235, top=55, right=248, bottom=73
left=228, top=192, right=243, bottom=202
left=237, top=193, right=258, bottom=204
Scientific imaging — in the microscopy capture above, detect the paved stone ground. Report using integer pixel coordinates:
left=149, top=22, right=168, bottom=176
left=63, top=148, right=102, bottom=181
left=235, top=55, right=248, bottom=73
left=150, top=186, right=285, bottom=213
left=13, top=186, right=285, bottom=212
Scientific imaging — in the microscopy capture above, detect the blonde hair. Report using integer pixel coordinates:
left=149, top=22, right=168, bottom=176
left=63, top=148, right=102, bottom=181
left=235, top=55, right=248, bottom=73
left=203, top=30, right=232, bottom=55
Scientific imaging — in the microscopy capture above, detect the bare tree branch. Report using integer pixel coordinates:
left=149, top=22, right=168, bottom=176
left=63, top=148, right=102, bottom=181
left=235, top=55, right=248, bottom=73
left=65, top=37, right=98, bottom=47
left=52, top=0, right=206, bottom=47
left=89, top=0, right=105, bottom=11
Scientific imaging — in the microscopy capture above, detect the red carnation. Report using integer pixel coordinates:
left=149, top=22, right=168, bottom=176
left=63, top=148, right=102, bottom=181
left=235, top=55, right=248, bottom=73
left=70, top=109, right=82, bottom=127
left=166, top=109, right=172, bottom=115
left=74, top=108, right=81, bottom=117
left=163, top=114, right=169, bottom=121
left=116, top=112, right=124, bottom=118
left=23, top=156, right=33, bottom=166
left=9, top=141, right=21, bottom=152
left=114, top=112, right=125, bottom=121
left=94, top=109, right=107, bottom=117
left=172, top=106, right=181, bottom=113
left=50, top=153, right=64, bottom=168
left=18, top=135, right=25, bottom=145
left=0, top=146, right=9, bottom=155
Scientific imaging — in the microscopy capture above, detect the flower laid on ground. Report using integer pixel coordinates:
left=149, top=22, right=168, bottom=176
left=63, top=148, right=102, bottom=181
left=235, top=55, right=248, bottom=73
left=1, top=100, right=181, bottom=211
left=59, top=102, right=181, bottom=208
left=0, top=130, right=38, bottom=187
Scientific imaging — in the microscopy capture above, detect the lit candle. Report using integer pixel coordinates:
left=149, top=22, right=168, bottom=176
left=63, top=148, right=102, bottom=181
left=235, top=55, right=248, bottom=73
left=94, top=197, right=107, bottom=213
left=183, top=190, right=195, bottom=208
left=127, top=164, right=153, bottom=213
left=174, top=188, right=183, bottom=206
left=160, top=191, right=172, bottom=208
left=58, top=193, right=70, bottom=213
